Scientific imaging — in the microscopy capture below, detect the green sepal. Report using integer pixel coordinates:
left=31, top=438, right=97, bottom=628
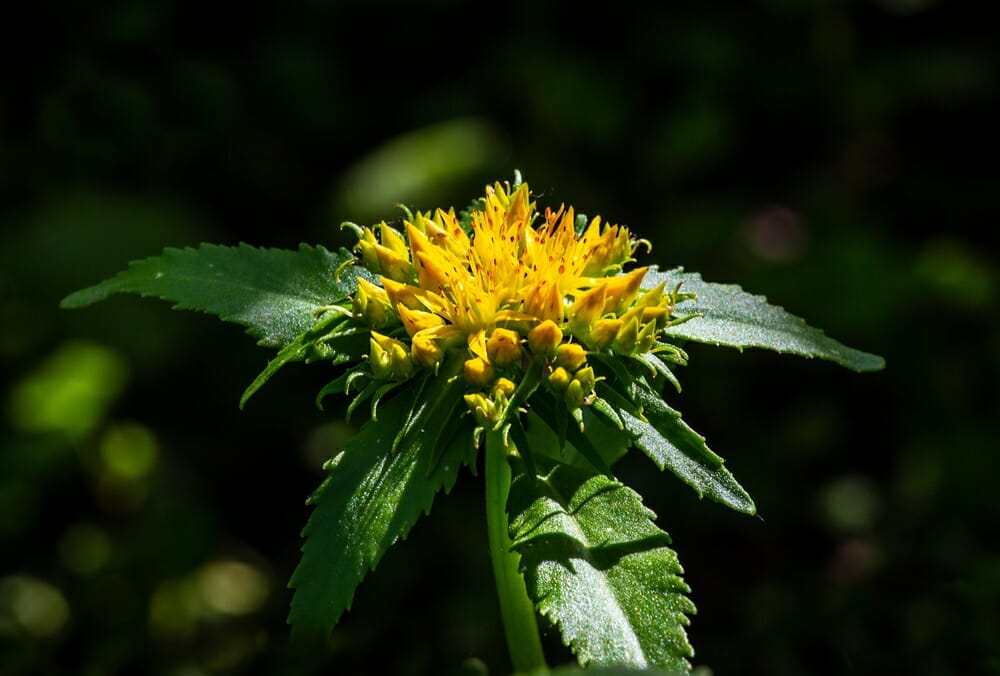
left=315, top=367, right=368, bottom=411
left=494, top=357, right=544, bottom=430
left=369, top=381, right=406, bottom=422
left=340, top=373, right=410, bottom=425
left=630, top=352, right=682, bottom=393
left=288, top=378, right=472, bottom=639
left=509, top=460, right=695, bottom=671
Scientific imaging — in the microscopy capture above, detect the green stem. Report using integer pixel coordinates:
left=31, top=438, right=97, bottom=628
left=485, top=428, right=547, bottom=673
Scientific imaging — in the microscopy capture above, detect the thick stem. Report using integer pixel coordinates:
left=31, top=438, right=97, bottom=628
left=485, top=428, right=547, bottom=673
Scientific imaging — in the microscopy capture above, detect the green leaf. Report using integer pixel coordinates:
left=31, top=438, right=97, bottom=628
left=239, top=313, right=369, bottom=408
left=288, top=373, right=472, bottom=638
left=509, top=462, right=695, bottom=671
left=61, top=243, right=371, bottom=349
left=593, top=370, right=755, bottom=515
left=530, top=667, right=686, bottom=676
left=647, top=267, right=885, bottom=372
left=522, top=402, right=631, bottom=473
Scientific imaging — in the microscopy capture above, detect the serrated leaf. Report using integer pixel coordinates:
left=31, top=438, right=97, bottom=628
left=509, top=462, right=695, bottom=671
left=647, top=267, right=885, bottom=372
left=593, top=368, right=755, bottom=515
left=532, top=667, right=686, bottom=676
left=288, top=374, right=471, bottom=638
left=61, top=243, right=371, bottom=349
left=630, top=352, right=682, bottom=393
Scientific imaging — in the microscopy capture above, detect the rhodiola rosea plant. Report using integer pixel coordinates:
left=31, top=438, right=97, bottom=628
left=63, top=175, right=883, bottom=673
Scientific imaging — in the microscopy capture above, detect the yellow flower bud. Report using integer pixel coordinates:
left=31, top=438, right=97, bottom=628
left=464, top=357, right=495, bottom=388
left=493, top=377, right=516, bottom=399
left=353, top=278, right=394, bottom=328
left=486, top=328, right=521, bottom=367
left=547, top=366, right=571, bottom=391
left=389, top=342, right=414, bottom=379
left=356, top=239, right=381, bottom=273
left=370, top=331, right=413, bottom=380
left=568, top=285, right=607, bottom=333
left=641, top=306, right=669, bottom=325
left=528, top=320, right=563, bottom=355
left=635, top=281, right=666, bottom=310
left=613, top=317, right=640, bottom=354
left=554, top=343, right=587, bottom=371
left=564, top=378, right=586, bottom=409
left=632, top=282, right=670, bottom=327
left=369, top=336, right=391, bottom=379
left=581, top=223, right=632, bottom=276
left=587, top=318, right=623, bottom=350
left=464, top=392, right=496, bottom=425
left=573, top=366, right=596, bottom=392
left=636, top=320, right=658, bottom=353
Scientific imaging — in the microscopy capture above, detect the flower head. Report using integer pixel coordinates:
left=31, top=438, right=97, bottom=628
left=349, top=180, right=674, bottom=422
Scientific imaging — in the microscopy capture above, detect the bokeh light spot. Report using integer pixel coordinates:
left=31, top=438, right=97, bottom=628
left=0, top=575, right=71, bottom=638
left=821, top=475, right=881, bottom=533
left=99, top=422, right=159, bottom=480
left=198, top=560, right=269, bottom=616
left=7, top=341, right=127, bottom=440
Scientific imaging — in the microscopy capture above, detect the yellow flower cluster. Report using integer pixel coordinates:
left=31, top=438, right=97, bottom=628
left=350, top=181, right=673, bottom=422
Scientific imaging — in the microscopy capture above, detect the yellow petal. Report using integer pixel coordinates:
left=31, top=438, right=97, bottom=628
left=467, top=329, right=488, bottom=361
left=408, top=224, right=456, bottom=293
left=373, top=244, right=412, bottom=282
left=379, top=222, right=408, bottom=257
left=601, top=267, right=648, bottom=315
left=397, top=303, right=446, bottom=337
left=568, top=285, right=607, bottom=333
left=411, top=331, right=444, bottom=368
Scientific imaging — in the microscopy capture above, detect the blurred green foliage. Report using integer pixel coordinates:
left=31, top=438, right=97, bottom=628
left=1, top=1, right=997, bottom=674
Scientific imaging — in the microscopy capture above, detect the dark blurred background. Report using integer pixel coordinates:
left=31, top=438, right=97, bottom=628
left=1, top=1, right=997, bottom=674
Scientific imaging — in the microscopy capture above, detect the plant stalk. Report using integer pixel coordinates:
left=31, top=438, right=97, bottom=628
left=485, top=428, right=547, bottom=673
